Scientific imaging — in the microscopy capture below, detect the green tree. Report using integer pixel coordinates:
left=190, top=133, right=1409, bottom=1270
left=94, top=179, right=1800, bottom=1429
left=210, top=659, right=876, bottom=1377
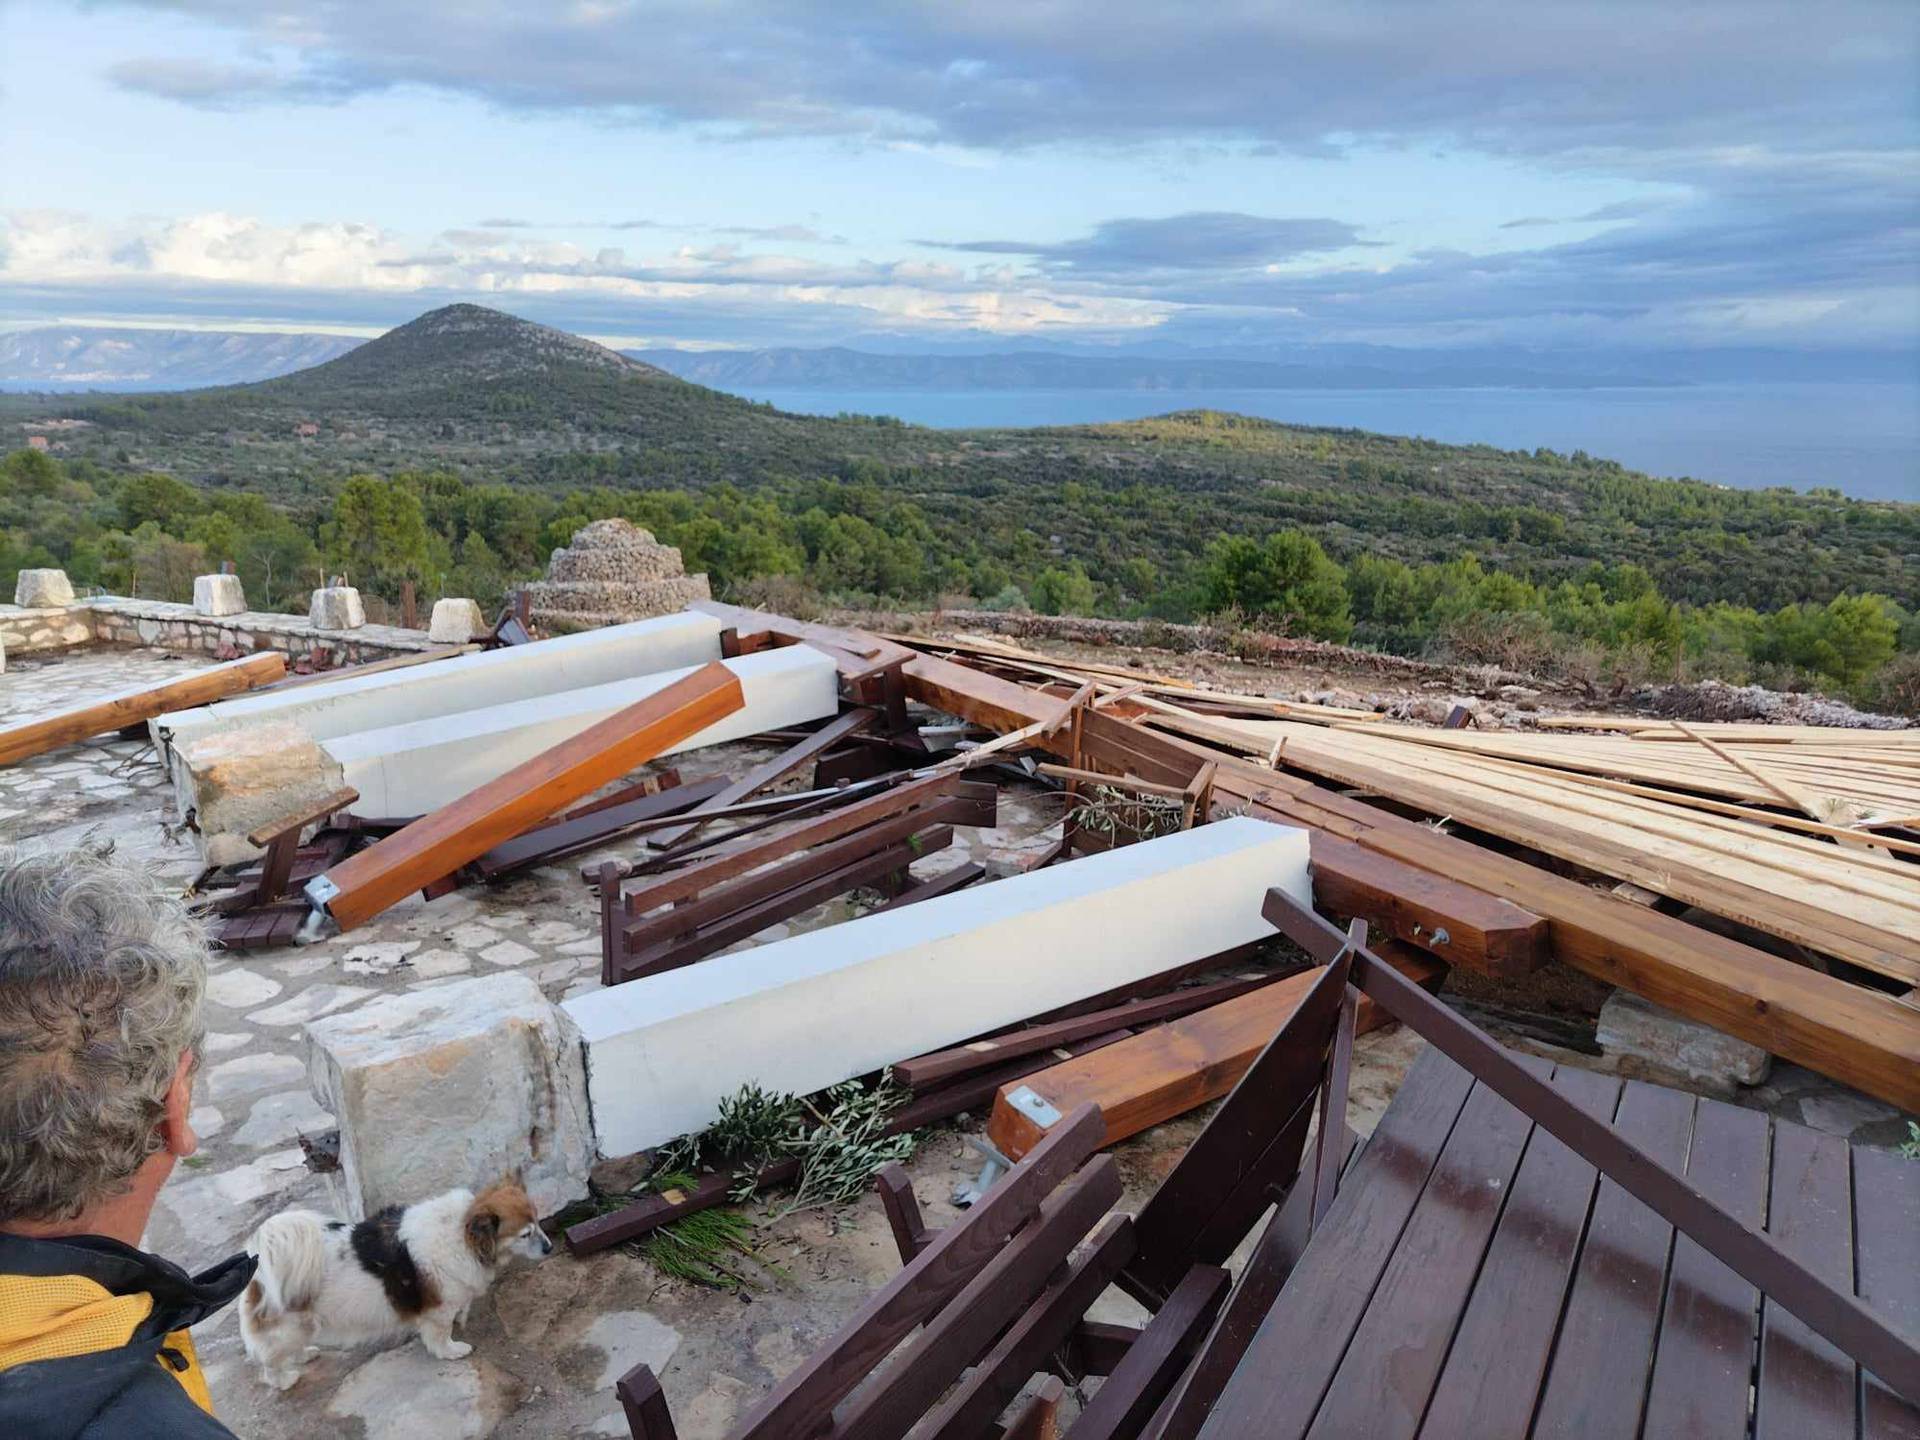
left=1031, top=563, right=1096, bottom=615
left=1199, top=530, right=1352, bottom=640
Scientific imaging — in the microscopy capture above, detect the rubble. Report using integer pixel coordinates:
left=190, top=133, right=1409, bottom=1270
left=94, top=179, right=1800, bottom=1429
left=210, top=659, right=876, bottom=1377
left=1596, top=987, right=1773, bottom=1094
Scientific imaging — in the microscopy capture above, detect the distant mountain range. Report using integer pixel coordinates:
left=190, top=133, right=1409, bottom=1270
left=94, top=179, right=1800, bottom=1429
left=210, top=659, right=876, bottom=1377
left=0, top=326, right=361, bottom=390
left=629, top=346, right=1673, bottom=391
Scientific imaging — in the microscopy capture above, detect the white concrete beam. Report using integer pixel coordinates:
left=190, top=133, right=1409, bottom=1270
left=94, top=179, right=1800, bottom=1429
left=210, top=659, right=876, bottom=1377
left=564, top=816, right=1313, bottom=1157
left=324, top=643, right=839, bottom=816
left=152, top=610, right=726, bottom=804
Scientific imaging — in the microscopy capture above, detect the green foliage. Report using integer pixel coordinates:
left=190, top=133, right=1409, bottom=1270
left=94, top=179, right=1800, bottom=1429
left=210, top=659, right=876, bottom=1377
left=1200, top=530, right=1352, bottom=640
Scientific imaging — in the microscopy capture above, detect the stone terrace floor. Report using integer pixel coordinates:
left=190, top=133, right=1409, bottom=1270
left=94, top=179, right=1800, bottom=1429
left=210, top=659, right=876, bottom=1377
left=2, top=646, right=1910, bottom=1440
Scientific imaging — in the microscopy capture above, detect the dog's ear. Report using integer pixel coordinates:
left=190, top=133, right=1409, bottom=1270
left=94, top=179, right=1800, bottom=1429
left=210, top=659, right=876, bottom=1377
left=465, top=1208, right=501, bottom=1265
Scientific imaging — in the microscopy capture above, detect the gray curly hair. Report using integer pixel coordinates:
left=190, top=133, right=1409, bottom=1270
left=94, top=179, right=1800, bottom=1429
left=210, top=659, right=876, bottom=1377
left=0, top=847, right=209, bottom=1223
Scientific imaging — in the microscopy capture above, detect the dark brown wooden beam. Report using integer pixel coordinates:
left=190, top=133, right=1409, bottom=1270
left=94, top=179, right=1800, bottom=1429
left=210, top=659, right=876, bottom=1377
left=643, top=707, right=878, bottom=850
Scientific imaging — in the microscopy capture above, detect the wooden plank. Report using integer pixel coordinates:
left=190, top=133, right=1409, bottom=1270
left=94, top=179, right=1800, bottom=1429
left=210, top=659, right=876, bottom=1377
left=1638, top=1097, right=1772, bottom=1440
left=987, top=948, right=1429, bottom=1163
left=309, top=663, right=743, bottom=931
left=0, top=651, right=287, bottom=766
left=1756, top=1121, right=1858, bottom=1440
left=617, top=773, right=962, bottom=911
left=1305, top=1068, right=1542, bottom=1440
left=615, top=829, right=950, bottom=982
left=644, top=707, right=877, bottom=849
left=893, top=974, right=1284, bottom=1091
left=1071, top=1265, right=1230, bottom=1440
left=470, top=775, right=729, bottom=878
left=1853, top=1144, right=1920, bottom=1440
left=1192, top=1046, right=1478, bottom=1440
left=243, top=785, right=361, bottom=848
left=727, top=1105, right=1106, bottom=1440
left=917, top=1213, right=1138, bottom=1440
left=869, top=860, right=984, bottom=913
left=1416, top=1063, right=1624, bottom=1440
left=832, top=1157, right=1123, bottom=1440
left=1308, top=832, right=1547, bottom=976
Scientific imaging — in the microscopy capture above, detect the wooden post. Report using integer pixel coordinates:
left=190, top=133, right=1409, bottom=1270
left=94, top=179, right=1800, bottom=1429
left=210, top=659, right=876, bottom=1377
left=401, top=580, right=417, bottom=630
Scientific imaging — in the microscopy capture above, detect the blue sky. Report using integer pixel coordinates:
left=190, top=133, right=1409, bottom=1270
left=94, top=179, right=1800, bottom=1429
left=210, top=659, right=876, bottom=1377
left=1, top=1, right=1915, bottom=357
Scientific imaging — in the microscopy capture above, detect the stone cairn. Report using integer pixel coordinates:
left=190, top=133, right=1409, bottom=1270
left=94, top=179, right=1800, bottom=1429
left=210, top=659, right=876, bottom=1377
left=522, top=518, right=710, bottom=634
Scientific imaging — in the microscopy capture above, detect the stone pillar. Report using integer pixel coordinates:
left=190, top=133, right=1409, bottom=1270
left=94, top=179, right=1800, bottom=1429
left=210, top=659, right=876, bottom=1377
left=427, top=597, right=487, bottom=643
left=309, top=585, right=366, bottom=630
left=304, top=973, right=593, bottom=1221
left=179, top=719, right=346, bottom=865
left=13, top=568, right=74, bottom=607
left=192, top=573, right=248, bottom=617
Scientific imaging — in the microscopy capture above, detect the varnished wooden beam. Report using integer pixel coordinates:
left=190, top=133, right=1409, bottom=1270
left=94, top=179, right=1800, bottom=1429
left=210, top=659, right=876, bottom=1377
left=0, top=651, right=287, bottom=766
left=307, top=662, right=743, bottom=931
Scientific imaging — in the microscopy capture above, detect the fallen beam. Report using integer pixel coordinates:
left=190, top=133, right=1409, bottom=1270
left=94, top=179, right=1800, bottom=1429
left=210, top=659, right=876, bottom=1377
left=0, top=651, right=287, bottom=766
left=307, top=663, right=745, bottom=932
left=985, top=941, right=1440, bottom=1161
left=321, top=644, right=837, bottom=815
left=563, top=817, right=1312, bottom=1156
left=642, top=706, right=877, bottom=849
left=468, top=773, right=730, bottom=880
left=1309, top=832, right=1548, bottom=976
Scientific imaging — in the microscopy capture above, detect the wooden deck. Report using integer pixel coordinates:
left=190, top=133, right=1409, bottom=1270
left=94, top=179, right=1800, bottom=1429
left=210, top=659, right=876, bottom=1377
left=1198, top=1045, right=1920, bottom=1440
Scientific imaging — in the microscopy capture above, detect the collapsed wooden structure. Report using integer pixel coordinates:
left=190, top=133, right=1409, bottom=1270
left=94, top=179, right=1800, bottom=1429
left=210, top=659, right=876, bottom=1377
left=613, top=892, right=1920, bottom=1440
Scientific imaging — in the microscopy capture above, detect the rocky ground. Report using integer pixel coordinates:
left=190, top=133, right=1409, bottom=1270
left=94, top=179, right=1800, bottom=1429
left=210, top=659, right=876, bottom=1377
left=1, top=643, right=1909, bottom=1440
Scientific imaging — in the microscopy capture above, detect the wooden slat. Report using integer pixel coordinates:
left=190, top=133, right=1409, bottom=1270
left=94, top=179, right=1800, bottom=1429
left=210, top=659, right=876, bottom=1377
left=1853, top=1144, right=1920, bottom=1440
left=1528, top=1081, right=1696, bottom=1440
left=1070, top=1265, right=1230, bottom=1440
left=0, top=651, right=287, bottom=765
left=644, top=707, right=877, bottom=849
left=1415, top=1063, right=1624, bottom=1439
left=1192, top=1046, right=1477, bottom=1440
left=832, top=1157, right=1123, bottom=1440
left=917, top=1214, right=1138, bottom=1440
left=1756, top=1122, right=1858, bottom=1440
left=243, top=785, right=361, bottom=848
left=869, top=860, right=984, bottom=913
left=1304, top=1067, right=1541, bottom=1440
left=1638, top=1097, right=1772, bottom=1440
left=470, top=774, right=728, bottom=878
left=728, top=1104, right=1107, bottom=1440
left=311, top=663, right=743, bottom=930
left=893, top=974, right=1283, bottom=1091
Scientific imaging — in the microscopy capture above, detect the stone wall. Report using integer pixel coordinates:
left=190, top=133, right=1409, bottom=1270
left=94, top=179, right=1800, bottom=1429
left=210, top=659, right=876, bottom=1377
left=0, top=597, right=439, bottom=664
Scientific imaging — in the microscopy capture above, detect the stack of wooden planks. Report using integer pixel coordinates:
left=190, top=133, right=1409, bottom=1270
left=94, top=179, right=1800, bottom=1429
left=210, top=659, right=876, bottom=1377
left=1140, top=715, right=1920, bottom=987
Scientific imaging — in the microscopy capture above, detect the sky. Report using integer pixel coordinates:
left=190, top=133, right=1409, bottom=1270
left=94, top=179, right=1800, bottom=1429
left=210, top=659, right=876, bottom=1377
left=1, top=0, right=1916, bottom=360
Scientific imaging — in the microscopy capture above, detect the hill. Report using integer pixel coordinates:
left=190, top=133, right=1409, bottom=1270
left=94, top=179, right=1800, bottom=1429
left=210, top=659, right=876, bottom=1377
left=3, top=304, right=1913, bottom=618
left=0, top=326, right=360, bottom=390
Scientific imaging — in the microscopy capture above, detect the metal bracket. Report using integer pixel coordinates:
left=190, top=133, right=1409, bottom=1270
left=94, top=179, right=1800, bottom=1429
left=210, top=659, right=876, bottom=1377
left=952, top=1133, right=1016, bottom=1208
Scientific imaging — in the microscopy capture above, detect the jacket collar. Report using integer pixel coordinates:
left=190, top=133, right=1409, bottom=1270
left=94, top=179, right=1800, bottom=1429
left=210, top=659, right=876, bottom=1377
left=0, top=1231, right=254, bottom=1339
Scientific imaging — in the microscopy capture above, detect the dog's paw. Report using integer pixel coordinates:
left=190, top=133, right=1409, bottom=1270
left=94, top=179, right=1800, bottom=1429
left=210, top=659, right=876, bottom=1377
left=428, top=1340, right=472, bottom=1360
left=264, top=1368, right=303, bottom=1392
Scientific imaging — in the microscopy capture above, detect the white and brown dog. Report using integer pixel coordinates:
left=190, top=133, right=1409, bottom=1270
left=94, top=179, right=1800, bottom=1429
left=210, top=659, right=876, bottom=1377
left=239, top=1178, right=551, bottom=1389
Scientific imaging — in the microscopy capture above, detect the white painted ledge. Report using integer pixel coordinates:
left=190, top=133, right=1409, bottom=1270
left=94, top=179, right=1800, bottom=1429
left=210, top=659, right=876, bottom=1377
left=565, top=815, right=1313, bottom=1157
left=323, top=643, right=838, bottom=816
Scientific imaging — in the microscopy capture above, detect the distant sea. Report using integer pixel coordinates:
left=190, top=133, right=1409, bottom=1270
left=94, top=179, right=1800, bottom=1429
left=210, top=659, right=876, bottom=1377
left=727, top=380, right=1918, bottom=503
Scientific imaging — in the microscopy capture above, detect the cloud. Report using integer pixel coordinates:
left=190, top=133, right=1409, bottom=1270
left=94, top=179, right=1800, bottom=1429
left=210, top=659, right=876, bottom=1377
left=94, top=1, right=1913, bottom=164
left=926, top=213, right=1367, bottom=273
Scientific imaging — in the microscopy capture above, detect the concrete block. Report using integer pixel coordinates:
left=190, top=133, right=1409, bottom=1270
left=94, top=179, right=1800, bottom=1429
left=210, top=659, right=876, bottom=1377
left=327, top=643, right=838, bottom=815
left=304, top=973, right=592, bottom=1220
left=180, top=718, right=346, bottom=865
left=566, top=816, right=1314, bottom=1157
left=310, top=585, right=366, bottom=630
left=1596, top=988, right=1772, bottom=1095
left=192, top=573, right=247, bottom=617
left=427, top=597, right=487, bottom=643
left=13, top=568, right=74, bottom=607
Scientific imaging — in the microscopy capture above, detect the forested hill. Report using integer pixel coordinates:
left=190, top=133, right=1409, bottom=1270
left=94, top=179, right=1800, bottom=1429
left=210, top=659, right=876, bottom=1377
left=3, top=303, right=1913, bottom=616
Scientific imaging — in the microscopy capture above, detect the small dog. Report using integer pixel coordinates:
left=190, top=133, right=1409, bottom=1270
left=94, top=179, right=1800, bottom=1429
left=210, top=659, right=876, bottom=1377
left=239, top=1177, right=551, bottom=1389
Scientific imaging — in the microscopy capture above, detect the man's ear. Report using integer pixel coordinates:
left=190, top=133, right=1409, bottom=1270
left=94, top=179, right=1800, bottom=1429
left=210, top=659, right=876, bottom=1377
left=159, top=1049, right=198, bottom=1159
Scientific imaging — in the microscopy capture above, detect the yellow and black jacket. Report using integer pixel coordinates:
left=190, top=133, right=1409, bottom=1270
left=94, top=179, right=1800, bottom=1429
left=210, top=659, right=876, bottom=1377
left=0, top=1231, right=253, bottom=1438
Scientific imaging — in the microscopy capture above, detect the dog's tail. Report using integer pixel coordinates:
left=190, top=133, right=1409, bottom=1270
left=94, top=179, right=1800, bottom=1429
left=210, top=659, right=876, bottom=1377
left=246, top=1212, right=330, bottom=1316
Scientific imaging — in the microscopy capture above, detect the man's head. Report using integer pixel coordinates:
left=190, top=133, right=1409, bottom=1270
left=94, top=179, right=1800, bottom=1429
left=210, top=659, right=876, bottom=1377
left=0, top=847, right=207, bottom=1232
